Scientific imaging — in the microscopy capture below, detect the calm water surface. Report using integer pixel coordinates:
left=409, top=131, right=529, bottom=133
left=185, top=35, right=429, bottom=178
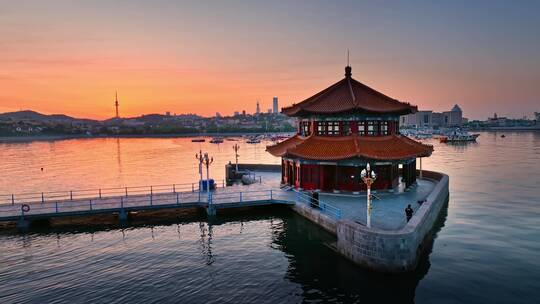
left=1, top=132, right=540, bottom=303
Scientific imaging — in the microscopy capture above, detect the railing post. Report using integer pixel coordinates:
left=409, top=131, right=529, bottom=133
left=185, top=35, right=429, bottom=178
left=192, top=183, right=195, bottom=192
left=176, top=193, right=180, bottom=205
left=173, top=184, right=176, bottom=193
left=125, top=187, right=128, bottom=197
left=150, top=186, right=153, bottom=196
left=55, top=202, right=59, bottom=213
left=198, top=190, right=201, bottom=202
left=240, top=192, right=243, bottom=202
left=89, top=200, right=92, bottom=211
left=270, top=190, right=273, bottom=200
left=99, top=189, right=102, bottom=199
left=70, top=191, right=73, bottom=201
left=11, top=194, right=14, bottom=205
left=41, top=192, right=44, bottom=204
left=150, top=192, right=153, bottom=206
left=121, top=196, right=124, bottom=209
left=259, top=176, right=262, bottom=183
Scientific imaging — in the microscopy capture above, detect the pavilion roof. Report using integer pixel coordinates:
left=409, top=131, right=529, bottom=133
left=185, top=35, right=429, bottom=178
left=281, top=66, right=417, bottom=117
left=266, top=134, right=433, bottom=161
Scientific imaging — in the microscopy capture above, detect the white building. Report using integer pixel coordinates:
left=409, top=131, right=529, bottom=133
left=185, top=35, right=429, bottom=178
left=401, top=104, right=463, bottom=128
left=487, top=113, right=508, bottom=127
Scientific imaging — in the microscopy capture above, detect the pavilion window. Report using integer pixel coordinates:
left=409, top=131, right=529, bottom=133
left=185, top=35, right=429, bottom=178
left=358, top=121, right=366, bottom=135
left=301, top=121, right=311, bottom=136
left=317, top=122, right=326, bottom=135
left=380, top=121, right=388, bottom=135
left=367, top=121, right=378, bottom=136
left=327, top=121, right=340, bottom=135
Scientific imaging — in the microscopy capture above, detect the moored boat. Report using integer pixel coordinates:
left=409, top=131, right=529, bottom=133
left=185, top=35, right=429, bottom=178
left=209, top=137, right=224, bottom=144
left=440, top=131, right=480, bottom=143
left=246, top=137, right=261, bottom=144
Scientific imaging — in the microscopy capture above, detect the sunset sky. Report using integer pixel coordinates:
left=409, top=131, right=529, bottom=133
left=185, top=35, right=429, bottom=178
left=1, top=0, right=539, bottom=120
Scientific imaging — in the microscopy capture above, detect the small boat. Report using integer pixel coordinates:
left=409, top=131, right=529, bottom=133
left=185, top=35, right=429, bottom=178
left=241, top=174, right=257, bottom=185
left=209, top=137, right=224, bottom=144
left=225, top=138, right=238, bottom=141
left=191, top=138, right=205, bottom=142
left=246, top=137, right=261, bottom=144
left=271, top=135, right=289, bottom=142
left=501, top=134, right=506, bottom=138
left=440, top=130, right=480, bottom=143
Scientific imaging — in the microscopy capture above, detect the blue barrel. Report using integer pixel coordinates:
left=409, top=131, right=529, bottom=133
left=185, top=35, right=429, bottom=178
left=200, top=179, right=215, bottom=191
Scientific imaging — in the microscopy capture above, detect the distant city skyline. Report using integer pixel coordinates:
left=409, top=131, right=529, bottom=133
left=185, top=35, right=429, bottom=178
left=1, top=1, right=539, bottom=120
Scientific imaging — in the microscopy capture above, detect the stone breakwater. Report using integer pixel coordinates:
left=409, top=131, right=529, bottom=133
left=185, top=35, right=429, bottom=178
left=291, top=170, right=449, bottom=272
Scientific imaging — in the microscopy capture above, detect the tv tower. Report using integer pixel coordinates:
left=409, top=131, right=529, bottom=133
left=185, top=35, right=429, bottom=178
left=115, top=91, right=119, bottom=118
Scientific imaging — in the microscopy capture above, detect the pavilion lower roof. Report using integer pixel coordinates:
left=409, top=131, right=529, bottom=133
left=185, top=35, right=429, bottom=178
left=266, top=134, right=433, bottom=161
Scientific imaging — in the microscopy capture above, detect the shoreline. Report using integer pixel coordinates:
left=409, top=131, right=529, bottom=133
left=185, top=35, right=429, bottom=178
left=0, top=132, right=291, bottom=143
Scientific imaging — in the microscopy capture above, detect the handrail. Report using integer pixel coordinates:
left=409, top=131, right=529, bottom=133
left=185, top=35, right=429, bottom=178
left=292, top=189, right=342, bottom=219
left=0, top=187, right=293, bottom=219
left=0, top=179, right=227, bottom=205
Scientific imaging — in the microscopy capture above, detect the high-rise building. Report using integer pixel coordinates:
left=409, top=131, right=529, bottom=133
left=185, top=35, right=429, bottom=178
left=272, top=97, right=279, bottom=114
left=256, top=100, right=260, bottom=115
left=115, top=91, right=119, bottom=118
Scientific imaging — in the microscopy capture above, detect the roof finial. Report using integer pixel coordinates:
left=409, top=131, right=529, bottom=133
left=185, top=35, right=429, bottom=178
left=345, top=50, right=352, bottom=78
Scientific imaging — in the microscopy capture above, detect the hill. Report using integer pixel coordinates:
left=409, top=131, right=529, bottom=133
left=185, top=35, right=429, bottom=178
left=0, top=110, right=98, bottom=124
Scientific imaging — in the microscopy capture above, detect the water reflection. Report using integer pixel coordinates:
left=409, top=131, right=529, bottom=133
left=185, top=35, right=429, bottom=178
left=116, top=138, right=122, bottom=174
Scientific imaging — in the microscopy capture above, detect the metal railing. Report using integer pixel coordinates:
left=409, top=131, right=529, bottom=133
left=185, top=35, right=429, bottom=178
left=0, top=187, right=292, bottom=219
left=0, top=180, right=227, bottom=206
left=293, top=190, right=342, bottom=220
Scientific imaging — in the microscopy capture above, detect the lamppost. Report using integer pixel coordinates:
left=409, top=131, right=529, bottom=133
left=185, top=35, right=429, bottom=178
left=361, top=163, right=377, bottom=228
left=202, top=152, right=213, bottom=203
left=233, top=144, right=240, bottom=172
left=196, top=150, right=204, bottom=191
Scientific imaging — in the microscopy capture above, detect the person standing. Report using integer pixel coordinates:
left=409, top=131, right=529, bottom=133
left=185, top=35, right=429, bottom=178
left=405, top=204, right=414, bottom=222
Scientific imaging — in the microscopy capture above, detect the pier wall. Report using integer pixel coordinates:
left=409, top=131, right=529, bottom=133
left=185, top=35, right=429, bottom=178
left=290, top=203, right=338, bottom=235
left=335, top=170, right=449, bottom=272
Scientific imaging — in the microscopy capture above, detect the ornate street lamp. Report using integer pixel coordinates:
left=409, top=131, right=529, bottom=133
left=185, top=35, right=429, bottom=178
left=196, top=150, right=204, bottom=189
left=361, top=163, right=377, bottom=228
left=233, top=143, right=240, bottom=172
left=202, top=152, right=214, bottom=202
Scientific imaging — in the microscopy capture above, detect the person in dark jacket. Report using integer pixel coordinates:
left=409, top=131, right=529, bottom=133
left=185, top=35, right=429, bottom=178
left=405, top=204, right=414, bottom=222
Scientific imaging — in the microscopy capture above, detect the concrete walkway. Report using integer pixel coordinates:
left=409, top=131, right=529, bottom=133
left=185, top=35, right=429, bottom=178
left=247, top=171, right=436, bottom=231
left=318, top=179, right=435, bottom=230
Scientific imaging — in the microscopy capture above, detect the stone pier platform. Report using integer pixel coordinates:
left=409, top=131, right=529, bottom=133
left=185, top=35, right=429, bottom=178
left=290, top=170, right=449, bottom=272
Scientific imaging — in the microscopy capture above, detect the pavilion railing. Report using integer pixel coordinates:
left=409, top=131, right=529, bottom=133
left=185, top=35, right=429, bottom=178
left=292, top=190, right=342, bottom=220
